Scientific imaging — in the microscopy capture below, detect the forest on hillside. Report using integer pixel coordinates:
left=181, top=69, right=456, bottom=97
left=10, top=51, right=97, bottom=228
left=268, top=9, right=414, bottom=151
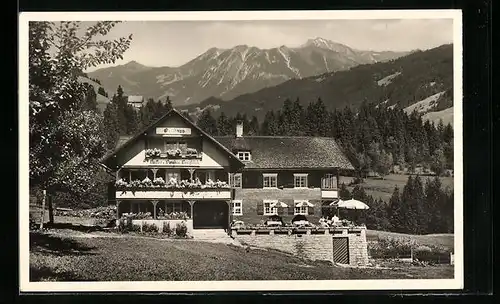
left=99, top=86, right=453, bottom=178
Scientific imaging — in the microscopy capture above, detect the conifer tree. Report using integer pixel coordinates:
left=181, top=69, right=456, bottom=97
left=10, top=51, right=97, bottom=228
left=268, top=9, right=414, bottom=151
left=388, top=186, right=404, bottom=232
left=248, top=116, right=260, bottom=135
left=196, top=108, right=218, bottom=135
left=216, top=112, right=233, bottom=136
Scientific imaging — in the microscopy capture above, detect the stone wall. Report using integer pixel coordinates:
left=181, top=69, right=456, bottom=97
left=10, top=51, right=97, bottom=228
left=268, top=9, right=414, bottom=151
left=232, top=228, right=369, bottom=266
left=333, top=229, right=369, bottom=266
left=233, top=231, right=333, bottom=262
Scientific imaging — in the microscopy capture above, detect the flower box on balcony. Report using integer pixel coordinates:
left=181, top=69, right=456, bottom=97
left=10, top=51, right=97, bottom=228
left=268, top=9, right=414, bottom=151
left=115, top=178, right=231, bottom=193
left=144, top=148, right=201, bottom=160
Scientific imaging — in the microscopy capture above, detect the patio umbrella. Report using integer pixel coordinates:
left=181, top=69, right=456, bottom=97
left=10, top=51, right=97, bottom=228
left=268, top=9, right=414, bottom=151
left=337, top=199, right=370, bottom=210
left=270, top=201, right=288, bottom=208
left=295, top=201, right=314, bottom=207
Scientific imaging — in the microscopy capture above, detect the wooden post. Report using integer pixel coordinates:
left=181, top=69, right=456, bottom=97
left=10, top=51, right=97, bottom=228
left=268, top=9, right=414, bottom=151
left=336, top=169, right=340, bottom=189
left=187, top=200, right=195, bottom=219
left=39, top=190, right=46, bottom=229
left=226, top=200, right=232, bottom=233
left=188, top=169, right=196, bottom=181
left=151, top=169, right=158, bottom=180
left=152, top=200, right=158, bottom=219
left=116, top=200, right=121, bottom=220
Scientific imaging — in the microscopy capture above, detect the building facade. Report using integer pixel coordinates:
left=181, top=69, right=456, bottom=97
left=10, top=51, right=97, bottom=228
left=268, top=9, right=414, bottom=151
left=102, top=109, right=355, bottom=232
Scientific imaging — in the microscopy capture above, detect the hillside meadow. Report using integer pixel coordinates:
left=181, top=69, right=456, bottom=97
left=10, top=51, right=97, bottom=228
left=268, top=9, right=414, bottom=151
left=342, top=174, right=454, bottom=202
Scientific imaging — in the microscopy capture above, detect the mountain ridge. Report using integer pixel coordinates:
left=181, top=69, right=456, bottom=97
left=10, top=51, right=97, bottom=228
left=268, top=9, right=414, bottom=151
left=181, top=44, right=453, bottom=125
left=88, top=37, right=408, bottom=105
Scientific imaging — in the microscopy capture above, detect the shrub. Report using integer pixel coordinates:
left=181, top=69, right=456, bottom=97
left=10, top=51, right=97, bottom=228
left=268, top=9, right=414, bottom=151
left=142, top=222, right=159, bottom=234
left=368, top=236, right=417, bottom=259
left=175, top=221, right=188, bottom=238
left=162, top=222, right=172, bottom=235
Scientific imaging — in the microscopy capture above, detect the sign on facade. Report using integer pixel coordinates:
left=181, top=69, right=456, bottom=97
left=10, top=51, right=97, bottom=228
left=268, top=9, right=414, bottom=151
left=146, top=158, right=200, bottom=165
left=156, top=127, right=192, bottom=136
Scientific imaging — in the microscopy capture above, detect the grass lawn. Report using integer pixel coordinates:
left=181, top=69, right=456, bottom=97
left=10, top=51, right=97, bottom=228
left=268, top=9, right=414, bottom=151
left=30, top=229, right=454, bottom=282
left=366, top=230, right=454, bottom=251
left=345, top=174, right=454, bottom=202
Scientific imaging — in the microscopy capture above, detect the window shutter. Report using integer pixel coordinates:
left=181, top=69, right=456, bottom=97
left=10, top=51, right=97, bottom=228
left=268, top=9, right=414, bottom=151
left=257, top=201, right=264, bottom=215
left=308, top=205, right=315, bottom=215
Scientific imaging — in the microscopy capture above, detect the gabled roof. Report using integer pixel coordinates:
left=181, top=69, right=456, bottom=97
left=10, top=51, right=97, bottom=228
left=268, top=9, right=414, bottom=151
left=214, top=136, right=355, bottom=170
left=101, top=109, right=245, bottom=169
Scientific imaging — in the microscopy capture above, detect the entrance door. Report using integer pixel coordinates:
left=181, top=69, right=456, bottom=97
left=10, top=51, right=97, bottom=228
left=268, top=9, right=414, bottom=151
left=332, top=237, right=349, bottom=264
left=193, top=201, right=228, bottom=229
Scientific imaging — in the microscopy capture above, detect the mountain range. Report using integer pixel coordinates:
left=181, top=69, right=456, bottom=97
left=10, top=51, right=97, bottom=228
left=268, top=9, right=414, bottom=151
left=181, top=44, right=454, bottom=126
left=87, top=37, right=409, bottom=106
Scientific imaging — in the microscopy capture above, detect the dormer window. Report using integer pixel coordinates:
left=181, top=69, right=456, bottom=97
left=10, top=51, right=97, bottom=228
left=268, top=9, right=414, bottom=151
left=237, top=151, right=251, bottom=161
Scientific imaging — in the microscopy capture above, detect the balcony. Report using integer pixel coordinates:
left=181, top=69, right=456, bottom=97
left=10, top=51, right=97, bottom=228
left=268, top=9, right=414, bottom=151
left=115, top=178, right=232, bottom=200
left=321, top=176, right=339, bottom=199
left=144, top=148, right=202, bottom=165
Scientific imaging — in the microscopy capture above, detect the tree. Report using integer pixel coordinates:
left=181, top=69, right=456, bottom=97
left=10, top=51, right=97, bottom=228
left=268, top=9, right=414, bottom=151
left=29, top=21, right=132, bottom=220
left=261, top=110, right=280, bottom=136
left=196, top=109, right=218, bottom=135
left=248, top=116, right=260, bottom=135
left=338, top=183, right=351, bottom=200
left=97, top=86, right=107, bottom=97
left=216, top=112, right=233, bottom=136
left=102, top=102, right=120, bottom=151
left=388, top=186, right=404, bottom=232
left=430, top=148, right=447, bottom=176
left=82, top=84, right=98, bottom=112
left=376, top=149, right=394, bottom=179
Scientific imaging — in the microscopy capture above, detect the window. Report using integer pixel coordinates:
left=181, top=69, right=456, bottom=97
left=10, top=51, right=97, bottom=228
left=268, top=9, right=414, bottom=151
left=263, top=173, right=278, bottom=188
left=294, top=173, right=308, bottom=188
left=263, top=200, right=278, bottom=215
left=166, top=202, right=182, bottom=213
left=165, top=169, right=180, bottom=183
left=164, top=140, right=187, bottom=152
left=294, top=200, right=309, bottom=215
left=205, top=170, right=215, bottom=183
left=231, top=200, right=243, bottom=215
left=230, top=173, right=242, bottom=188
left=237, top=151, right=251, bottom=161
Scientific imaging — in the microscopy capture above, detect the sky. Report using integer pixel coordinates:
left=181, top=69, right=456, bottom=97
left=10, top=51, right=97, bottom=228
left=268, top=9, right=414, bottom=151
left=84, top=19, right=454, bottom=71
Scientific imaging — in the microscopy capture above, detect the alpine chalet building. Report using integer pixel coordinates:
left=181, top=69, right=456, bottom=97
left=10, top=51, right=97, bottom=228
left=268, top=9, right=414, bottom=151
left=102, top=109, right=354, bottom=234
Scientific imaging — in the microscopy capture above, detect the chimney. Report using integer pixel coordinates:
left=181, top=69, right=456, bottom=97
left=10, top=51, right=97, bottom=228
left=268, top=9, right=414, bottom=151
left=236, top=120, right=243, bottom=138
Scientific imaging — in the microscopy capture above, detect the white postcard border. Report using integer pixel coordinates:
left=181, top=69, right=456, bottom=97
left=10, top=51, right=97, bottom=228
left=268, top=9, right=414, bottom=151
left=18, top=9, right=463, bottom=292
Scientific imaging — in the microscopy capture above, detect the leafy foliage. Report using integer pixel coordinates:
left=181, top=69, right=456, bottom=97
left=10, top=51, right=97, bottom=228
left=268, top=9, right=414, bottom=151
left=29, top=21, right=132, bottom=209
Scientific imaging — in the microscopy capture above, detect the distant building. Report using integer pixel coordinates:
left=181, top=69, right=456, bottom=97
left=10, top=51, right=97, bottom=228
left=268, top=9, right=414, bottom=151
left=127, top=95, right=145, bottom=109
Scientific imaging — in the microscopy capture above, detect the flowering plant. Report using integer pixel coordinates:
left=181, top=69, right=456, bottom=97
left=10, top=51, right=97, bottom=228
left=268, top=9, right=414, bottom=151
left=141, top=177, right=153, bottom=187
left=153, top=177, right=166, bottom=186
left=145, top=148, right=162, bottom=158
left=157, top=211, right=189, bottom=220
left=128, top=180, right=142, bottom=188
left=166, top=149, right=182, bottom=157
left=115, top=178, right=128, bottom=188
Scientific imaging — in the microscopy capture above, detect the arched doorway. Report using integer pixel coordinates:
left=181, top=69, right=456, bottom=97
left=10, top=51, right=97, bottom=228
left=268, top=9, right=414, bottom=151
left=193, top=201, right=229, bottom=229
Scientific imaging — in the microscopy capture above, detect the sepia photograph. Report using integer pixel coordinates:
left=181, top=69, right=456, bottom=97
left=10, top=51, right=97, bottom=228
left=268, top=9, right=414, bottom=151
left=19, top=10, right=463, bottom=292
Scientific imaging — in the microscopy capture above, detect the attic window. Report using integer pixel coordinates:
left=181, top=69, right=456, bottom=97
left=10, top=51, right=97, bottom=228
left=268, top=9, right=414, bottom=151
left=237, top=151, right=251, bottom=161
